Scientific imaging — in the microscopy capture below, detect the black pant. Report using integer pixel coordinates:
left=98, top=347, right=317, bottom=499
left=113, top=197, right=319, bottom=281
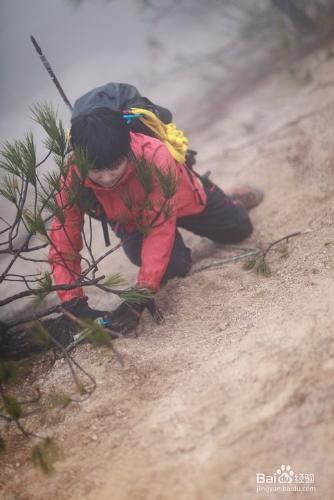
left=114, top=181, right=253, bottom=284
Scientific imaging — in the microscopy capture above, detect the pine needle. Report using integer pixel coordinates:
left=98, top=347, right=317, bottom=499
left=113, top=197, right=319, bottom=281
left=243, top=258, right=257, bottom=270
left=31, top=437, right=59, bottom=475
left=103, top=273, right=126, bottom=289
left=134, top=158, right=154, bottom=194
left=120, top=287, right=154, bottom=305
left=0, top=362, right=18, bottom=384
left=30, top=102, right=67, bottom=158
left=2, top=393, right=22, bottom=420
left=48, top=392, right=71, bottom=409
left=255, top=256, right=271, bottom=276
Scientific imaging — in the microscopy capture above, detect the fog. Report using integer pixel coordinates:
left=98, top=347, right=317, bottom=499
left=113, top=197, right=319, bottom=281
left=0, top=0, right=155, bottom=142
left=0, top=0, right=273, bottom=143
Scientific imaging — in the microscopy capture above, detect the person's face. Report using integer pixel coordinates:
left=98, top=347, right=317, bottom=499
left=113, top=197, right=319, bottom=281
left=88, top=158, right=127, bottom=188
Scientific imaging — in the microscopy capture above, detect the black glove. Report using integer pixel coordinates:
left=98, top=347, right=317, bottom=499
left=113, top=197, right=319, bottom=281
left=62, top=297, right=109, bottom=321
left=105, top=301, right=144, bottom=335
left=44, top=298, right=110, bottom=348
left=106, top=298, right=164, bottom=335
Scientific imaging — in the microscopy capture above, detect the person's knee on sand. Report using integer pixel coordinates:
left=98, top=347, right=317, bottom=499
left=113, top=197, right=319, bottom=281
left=161, top=246, right=192, bottom=283
left=120, top=228, right=192, bottom=282
left=216, top=215, right=253, bottom=244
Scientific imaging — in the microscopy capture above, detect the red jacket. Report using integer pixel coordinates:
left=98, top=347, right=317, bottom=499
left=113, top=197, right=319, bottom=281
left=49, top=133, right=207, bottom=301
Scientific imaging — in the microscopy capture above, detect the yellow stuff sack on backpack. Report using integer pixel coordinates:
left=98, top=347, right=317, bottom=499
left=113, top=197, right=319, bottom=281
left=130, top=107, right=189, bottom=164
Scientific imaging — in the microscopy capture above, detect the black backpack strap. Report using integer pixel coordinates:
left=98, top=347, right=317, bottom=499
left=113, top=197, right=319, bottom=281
left=132, top=96, right=173, bottom=124
left=78, top=185, right=111, bottom=247
left=100, top=208, right=111, bottom=247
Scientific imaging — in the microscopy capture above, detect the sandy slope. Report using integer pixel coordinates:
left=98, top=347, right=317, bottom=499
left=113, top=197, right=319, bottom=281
left=1, top=45, right=334, bottom=500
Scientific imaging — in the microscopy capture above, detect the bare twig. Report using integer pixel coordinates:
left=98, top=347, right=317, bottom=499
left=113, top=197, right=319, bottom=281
left=0, top=276, right=105, bottom=307
left=263, top=231, right=302, bottom=257
left=192, top=248, right=261, bottom=274
left=44, top=322, right=97, bottom=399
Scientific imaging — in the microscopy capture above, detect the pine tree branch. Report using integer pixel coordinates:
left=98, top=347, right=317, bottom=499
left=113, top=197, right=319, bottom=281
left=0, top=276, right=105, bottom=307
left=35, top=149, right=53, bottom=168
left=5, top=303, right=67, bottom=329
left=0, top=233, right=34, bottom=283
left=7, top=178, right=29, bottom=251
left=0, top=216, right=11, bottom=234
left=45, top=324, right=96, bottom=399
left=192, top=248, right=261, bottom=274
left=262, top=231, right=302, bottom=257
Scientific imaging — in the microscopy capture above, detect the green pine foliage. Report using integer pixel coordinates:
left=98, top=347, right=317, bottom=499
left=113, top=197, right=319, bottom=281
left=42, top=170, right=62, bottom=193
left=18, top=132, right=37, bottom=186
left=86, top=321, right=114, bottom=347
left=33, top=273, right=53, bottom=302
left=71, top=146, right=94, bottom=179
left=70, top=318, right=108, bottom=347
left=2, top=393, right=22, bottom=420
left=243, top=258, right=257, bottom=270
left=134, top=157, right=154, bottom=194
left=103, top=273, right=126, bottom=289
left=0, top=140, right=23, bottom=177
left=76, top=382, right=88, bottom=396
left=161, top=202, right=174, bottom=221
left=0, top=132, right=37, bottom=185
left=48, top=391, right=71, bottom=409
left=0, top=362, right=18, bottom=385
left=38, top=195, right=65, bottom=224
left=31, top=437, right=59, bottom=474
left=123, top=156, right=177, bottom=236
left=0, top=174, right=19, bottom=204
left=23, top=209, right=48, bottom=238
left=30, top=322, right=51, bottom=348
left=120, top=286, right=154, bottom=305
left=255, top=256, right=271, bottom=276
left=121, top=191, right=134, bottom=211
left=154, top=164, right=178, bottom=199
left=243, top=255, right=271, bottom=276
left=30, top=102, right=67, bottom=159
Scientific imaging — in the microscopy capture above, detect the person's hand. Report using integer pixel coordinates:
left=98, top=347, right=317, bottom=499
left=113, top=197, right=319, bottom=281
left=44, top=298, right=110, bottom=348
left=106, top=297, right=164, bottom=335
left=105, top=301, right=145, bottom=335
left=62, top=297, right=109, bottom=321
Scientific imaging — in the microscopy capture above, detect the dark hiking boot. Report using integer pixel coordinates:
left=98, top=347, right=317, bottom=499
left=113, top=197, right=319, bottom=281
left=226, top=184, right=264, bottom=210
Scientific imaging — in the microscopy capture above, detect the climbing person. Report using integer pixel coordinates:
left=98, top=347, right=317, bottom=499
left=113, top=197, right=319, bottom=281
left=48, top=85, right=263, bottom=339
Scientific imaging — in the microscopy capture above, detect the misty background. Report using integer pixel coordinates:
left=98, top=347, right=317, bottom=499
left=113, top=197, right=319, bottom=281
left=0, top=0, right=279, bottom=145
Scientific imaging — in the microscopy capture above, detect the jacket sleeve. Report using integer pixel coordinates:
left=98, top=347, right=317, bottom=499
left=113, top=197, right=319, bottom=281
left=48, top=168, right=85, bottom=302
left=136, top=146, right=179, bottom=291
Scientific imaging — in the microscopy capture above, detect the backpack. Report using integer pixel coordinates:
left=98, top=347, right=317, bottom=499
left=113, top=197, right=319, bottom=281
left=72, top=82, right=173, bottom=134
left=70, top=82, right=198, bottom=245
